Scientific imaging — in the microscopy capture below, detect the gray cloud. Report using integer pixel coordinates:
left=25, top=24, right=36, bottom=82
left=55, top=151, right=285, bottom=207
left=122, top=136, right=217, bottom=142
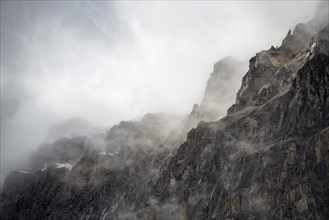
left=0, top=1, right=317, bottom=182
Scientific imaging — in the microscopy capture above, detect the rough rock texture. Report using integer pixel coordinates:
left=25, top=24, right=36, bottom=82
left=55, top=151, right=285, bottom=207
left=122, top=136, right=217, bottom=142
left=152, top=22, right=329, bottom=219
left=228, top=19, right=328, bottom=115
left=1, top=18, right=328, bottom=220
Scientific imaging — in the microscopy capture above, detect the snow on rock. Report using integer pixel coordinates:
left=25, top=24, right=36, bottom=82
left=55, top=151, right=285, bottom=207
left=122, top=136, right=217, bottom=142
left=18, top=170, right=30, bottom=174
left=54, top=163, right=73, bottom=170
left=41, top=164, right=47, bottom=172
left=310, top=42, right=317, bottom=51
left=97, top=152, right=115, bottom=156
left=40, top=163, right=73, bottom=171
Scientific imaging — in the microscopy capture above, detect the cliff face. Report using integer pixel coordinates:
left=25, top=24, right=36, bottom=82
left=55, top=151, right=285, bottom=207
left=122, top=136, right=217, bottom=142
left=153, top=21, right=329, bottom=219
left=1, top=18, right=328, bottom=220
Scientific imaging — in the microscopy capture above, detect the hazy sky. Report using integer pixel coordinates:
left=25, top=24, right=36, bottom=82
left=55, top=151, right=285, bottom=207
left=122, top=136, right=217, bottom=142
left=0, top=1, right=318, bottom=180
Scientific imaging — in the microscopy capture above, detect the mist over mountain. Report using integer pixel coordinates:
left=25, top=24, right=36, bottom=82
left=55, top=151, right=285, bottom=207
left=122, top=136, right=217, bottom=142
left=0, top=1, right=317, bottom=182
left=164, top=57, right=248, bottom=150
left=47, top=117, right=109, bottom=143
left=1, top=1, right=328, bottom=220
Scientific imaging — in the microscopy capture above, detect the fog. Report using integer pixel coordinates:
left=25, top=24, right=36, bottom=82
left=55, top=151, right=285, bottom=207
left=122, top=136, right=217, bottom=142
left=0, top=1, right=317, bottom=182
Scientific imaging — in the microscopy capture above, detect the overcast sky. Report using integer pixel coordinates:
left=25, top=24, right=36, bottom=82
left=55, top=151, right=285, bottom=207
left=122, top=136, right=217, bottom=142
left=0, top=1, right=318, bottom=180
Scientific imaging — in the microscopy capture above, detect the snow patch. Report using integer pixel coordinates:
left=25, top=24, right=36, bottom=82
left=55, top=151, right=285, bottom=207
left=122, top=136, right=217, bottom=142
left=306, top=52, right=311, bottom=59
left=97, top=151, right=115, bottom=156
left=19, top=170, right=30, bottom=174
left=54, top=163, right=73, bottom=170
left=310, top=42, right=317, bottom=50
left=41, top=164, right=47, bottom=172
left=40, top=163, right=73, bottom=171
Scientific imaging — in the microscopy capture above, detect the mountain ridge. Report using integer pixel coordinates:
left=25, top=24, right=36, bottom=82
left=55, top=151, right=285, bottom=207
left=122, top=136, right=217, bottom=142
left=0, top=13, right=328, bottom=220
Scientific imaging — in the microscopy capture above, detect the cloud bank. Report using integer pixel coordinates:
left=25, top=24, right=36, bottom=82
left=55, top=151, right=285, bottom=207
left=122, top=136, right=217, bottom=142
left=0, top=1, right=317, bottom=181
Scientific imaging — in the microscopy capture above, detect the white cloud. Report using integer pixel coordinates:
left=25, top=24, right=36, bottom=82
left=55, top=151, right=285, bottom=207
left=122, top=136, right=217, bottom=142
left=0, top=1, right=317, bottom=180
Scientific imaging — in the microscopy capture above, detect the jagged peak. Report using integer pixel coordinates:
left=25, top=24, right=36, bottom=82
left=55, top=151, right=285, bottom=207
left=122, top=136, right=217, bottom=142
left=213, top=56, right=242, bottom=70
left=228, top=19, right=328, bottom=115
left=191, top=103, right=200, bottom=113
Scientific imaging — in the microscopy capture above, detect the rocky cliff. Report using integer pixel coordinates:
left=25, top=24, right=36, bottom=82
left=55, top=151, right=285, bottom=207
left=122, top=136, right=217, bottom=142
left=1, top=14, right=328, bottom=220
left=153, top=20, right=329, bottom=220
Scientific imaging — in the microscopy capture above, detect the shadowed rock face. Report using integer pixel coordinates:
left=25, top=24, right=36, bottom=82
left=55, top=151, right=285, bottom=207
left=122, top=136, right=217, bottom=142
left=155, top=51, right=329, bottom=219
left=1, top=20, right=328, bottom=220
left=154, top=23, right=329, bottom=219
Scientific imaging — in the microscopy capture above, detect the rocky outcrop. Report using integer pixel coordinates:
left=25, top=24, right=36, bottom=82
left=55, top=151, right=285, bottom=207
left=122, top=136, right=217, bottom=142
left=228, top=20, right=328, bottom=115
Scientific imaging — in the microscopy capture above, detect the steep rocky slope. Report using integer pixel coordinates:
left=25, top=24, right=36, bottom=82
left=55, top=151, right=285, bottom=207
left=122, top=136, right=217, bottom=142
left=152, top=22, right=329, bottom=219
left=0, top=15, right=328, bottom=220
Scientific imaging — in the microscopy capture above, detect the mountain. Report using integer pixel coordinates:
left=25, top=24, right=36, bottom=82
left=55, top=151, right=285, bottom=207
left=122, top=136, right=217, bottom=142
left=1, top=11, right=328, bottom=220
left=0, top=112, right=183, bottom=219
left=154, top=22, right=329, bottom=220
